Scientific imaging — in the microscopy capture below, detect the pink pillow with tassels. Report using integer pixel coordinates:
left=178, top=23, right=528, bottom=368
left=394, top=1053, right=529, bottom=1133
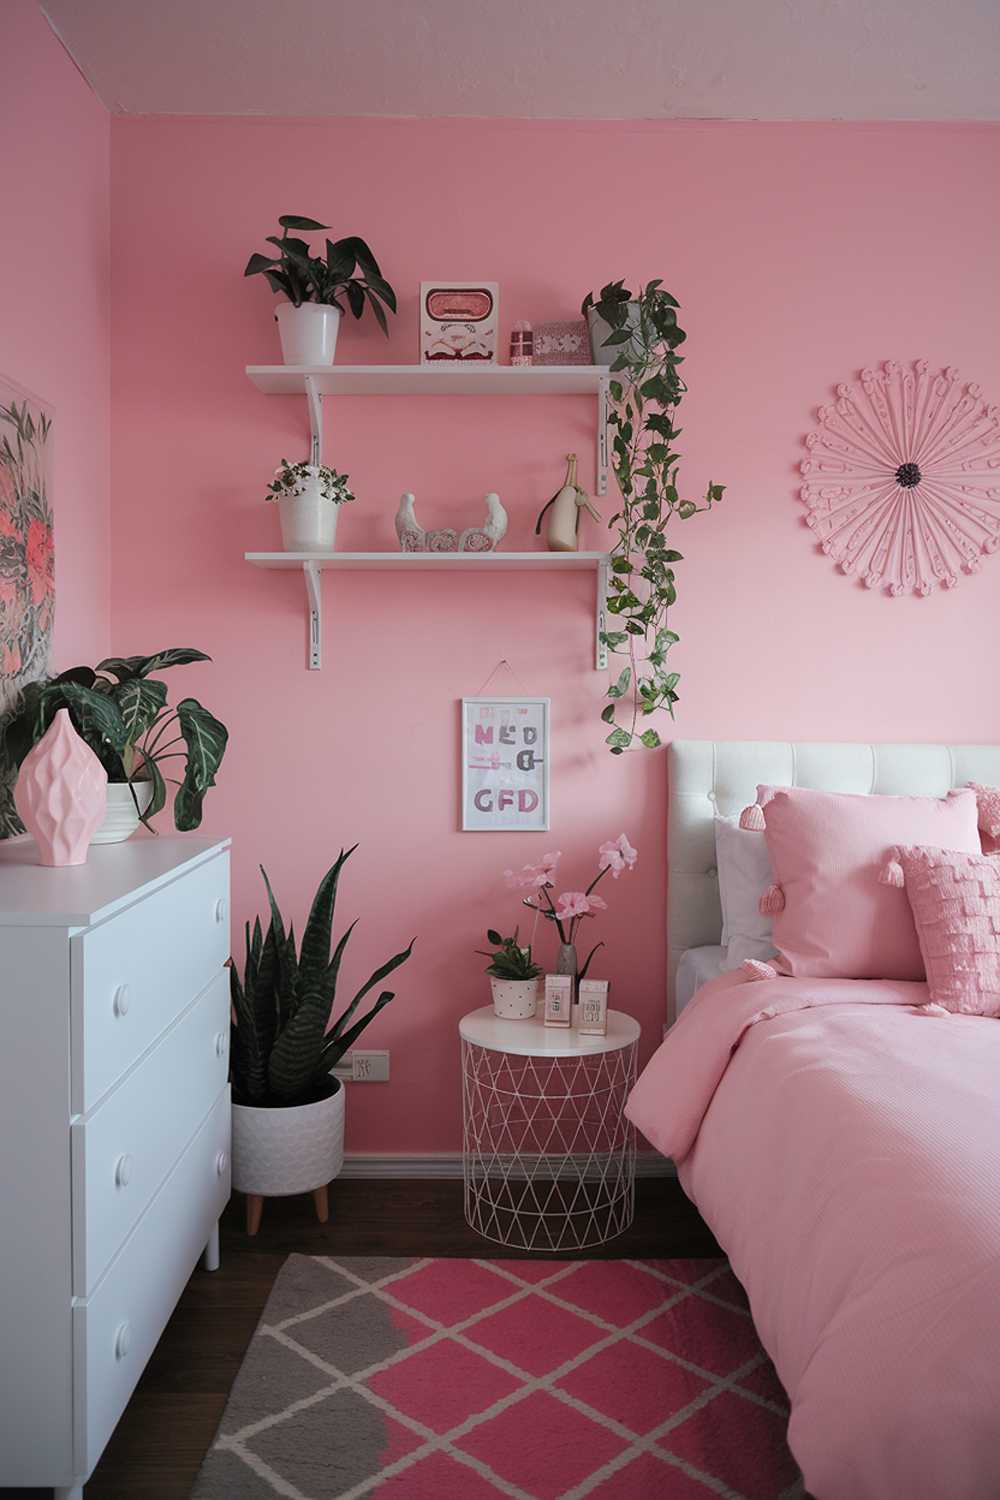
left=879, top=845, right=1000, bottom=1016
left=738, top=784, right=980, bottom=979
left=968, top=782, right=1000, bottom=854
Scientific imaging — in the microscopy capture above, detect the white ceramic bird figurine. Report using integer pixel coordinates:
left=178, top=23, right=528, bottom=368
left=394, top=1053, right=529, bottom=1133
left=459, top=492, right=508, bottom=553
left=394, top=491, right=507, bottom=553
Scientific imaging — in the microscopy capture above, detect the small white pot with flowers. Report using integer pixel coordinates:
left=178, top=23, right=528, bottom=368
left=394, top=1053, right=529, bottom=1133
left=505, top=834, right=638, bottom=995
left=267, top=459, right=355, bottom=552
left=478, top=929, right=543, bottom=1019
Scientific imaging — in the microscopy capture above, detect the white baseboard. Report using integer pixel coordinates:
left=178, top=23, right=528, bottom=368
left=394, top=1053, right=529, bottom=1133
left=340, top=1152, right=675, bottom=1180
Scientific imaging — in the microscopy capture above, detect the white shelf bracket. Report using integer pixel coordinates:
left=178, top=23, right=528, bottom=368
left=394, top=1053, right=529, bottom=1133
left=304, top=375, right=323, bottom=465
left=304, top=561, right=322, bottom=670
left=595, top=557, right=609, bottom=671
left=596, top=377, right=609, bottom=497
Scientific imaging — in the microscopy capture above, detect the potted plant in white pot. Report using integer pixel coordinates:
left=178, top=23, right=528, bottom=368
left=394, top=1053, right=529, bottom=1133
left=267, top=458, right=355, bottom=551
left=582, top=280, right=646, bottom=366
left=230, top=849, right=415, bottom=1235
left=244, top=215, right=397, bottom=365
left=478, top=929, right=543, bottom=1019
left=1, top=648, right=228, bottom=843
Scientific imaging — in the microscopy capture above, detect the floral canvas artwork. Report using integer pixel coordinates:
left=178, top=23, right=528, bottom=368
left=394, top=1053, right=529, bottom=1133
left=0, top=375, right=54, bottom=837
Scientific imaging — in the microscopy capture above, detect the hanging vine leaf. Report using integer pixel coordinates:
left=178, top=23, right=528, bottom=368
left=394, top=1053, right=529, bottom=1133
left=584, top=279, right=727, bottom=752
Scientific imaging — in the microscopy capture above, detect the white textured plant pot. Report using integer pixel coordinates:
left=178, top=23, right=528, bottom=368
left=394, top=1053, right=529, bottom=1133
left=490, top=976, right=539, bottom=1020
left=90, top=781, right=154, bottom=845
left=586, top=304, right=642, bottom=366
left=279, top=486, right=340, bottom=551
left=275, top=302, right=341, bottom=365
left=232, top=1082, right=345, bottom=1197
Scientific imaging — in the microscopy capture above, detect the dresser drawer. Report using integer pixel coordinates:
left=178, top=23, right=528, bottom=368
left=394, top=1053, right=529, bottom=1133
left=74, top=1087, right=230, bottom=1476
left=72, top=851, right=229, bottom=1112
left=71, top=969, right=230, bottom=1295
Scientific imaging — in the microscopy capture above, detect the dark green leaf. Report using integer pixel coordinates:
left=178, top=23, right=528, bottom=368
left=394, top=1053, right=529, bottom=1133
left=58, top=681, right=128, bottom=757
left=113, top=677, right=168, bottom=745
left=244, top=252, right=278, bottom=277
left=278, top=214, right=329, bottom=231
left=96, top=648, right=211, bottom=682
left=172, top=697, right=228, bottom=831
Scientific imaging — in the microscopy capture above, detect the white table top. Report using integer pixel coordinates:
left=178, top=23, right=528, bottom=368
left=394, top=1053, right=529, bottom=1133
left=0, top=835, right=230, bottom=926
left=459, top=1005, right=640, bottom=1058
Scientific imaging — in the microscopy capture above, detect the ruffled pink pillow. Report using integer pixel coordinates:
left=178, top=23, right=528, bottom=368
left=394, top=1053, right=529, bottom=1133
left=880, top=845, right=1000, bottom=1016
left=739, top=785, right=980, bottom=980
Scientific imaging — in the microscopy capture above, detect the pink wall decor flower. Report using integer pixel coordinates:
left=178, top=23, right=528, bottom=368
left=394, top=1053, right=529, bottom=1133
left=599, top=833, right=638, bottom=878
left=26, top=518, right=54, bottom=607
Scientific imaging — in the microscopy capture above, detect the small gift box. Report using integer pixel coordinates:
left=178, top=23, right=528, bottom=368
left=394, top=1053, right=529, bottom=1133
left=543, top=973, right=573, bottom=1027
left=577, top=979, right=609, bottom=1035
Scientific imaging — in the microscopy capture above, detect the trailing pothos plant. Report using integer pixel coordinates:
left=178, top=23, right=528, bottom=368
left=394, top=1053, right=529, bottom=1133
left=1, top=648, right=228, bottom=831
left=244, top=215, right=397, bottom=334
left=583, top=280, right=726, bottom=753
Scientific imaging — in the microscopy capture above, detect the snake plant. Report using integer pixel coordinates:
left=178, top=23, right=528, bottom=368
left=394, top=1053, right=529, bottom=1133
left=230, top=849, right=415, bottom=1108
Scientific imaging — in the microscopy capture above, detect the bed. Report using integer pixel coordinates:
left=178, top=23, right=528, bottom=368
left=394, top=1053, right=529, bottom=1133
left=628, top=740, right=1000, bottom=1500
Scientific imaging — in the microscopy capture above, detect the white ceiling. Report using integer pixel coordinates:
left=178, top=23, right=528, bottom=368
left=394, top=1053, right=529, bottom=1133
left=42, top=0, right=1000, bottom=121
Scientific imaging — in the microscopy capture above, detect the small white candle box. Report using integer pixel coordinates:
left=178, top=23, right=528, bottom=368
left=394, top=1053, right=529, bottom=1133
left=577, top=979, right=609, bottom=1035
left=543, top=974, right=573, bottom=1027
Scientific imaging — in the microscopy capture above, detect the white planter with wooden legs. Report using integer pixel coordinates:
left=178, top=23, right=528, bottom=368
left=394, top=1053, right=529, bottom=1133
left=232, top=1078, right=345, bottom=1235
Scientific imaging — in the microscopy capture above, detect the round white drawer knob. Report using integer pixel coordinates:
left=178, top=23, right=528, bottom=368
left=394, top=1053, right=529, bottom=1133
left=113, top=984, right=130, bottom=1018
left=214, top=898, right=227, bottom=924
left=114, top=1321, right=131, bottom=1361
left=214, top=1031, right=227, bottom=1058
left=215, top=1151, right=228, bottom=1177
left=114, top=1153, right=134, bottom=1189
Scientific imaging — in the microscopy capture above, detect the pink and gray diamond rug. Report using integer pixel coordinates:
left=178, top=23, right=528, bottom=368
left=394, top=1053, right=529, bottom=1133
left=192, top=1255, right=804, bottom=1499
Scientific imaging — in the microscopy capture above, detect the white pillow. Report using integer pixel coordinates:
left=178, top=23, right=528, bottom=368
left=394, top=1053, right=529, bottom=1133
left=714, top=813, right=776, bottom=971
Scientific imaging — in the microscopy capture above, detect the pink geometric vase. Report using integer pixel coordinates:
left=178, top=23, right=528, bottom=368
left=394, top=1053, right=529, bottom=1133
left=15, top=708, right=108, bottom=866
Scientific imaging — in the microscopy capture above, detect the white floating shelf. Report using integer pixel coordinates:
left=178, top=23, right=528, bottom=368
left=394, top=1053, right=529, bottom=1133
left=246, top=363, right=611, bottom=496
left=246, top=364, right=609, bottom=397
left=245, top=551, right=611, bottom=671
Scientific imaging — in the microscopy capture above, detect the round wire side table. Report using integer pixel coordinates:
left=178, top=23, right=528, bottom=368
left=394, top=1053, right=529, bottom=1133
left=460, top=1006, right=640, bottom=1252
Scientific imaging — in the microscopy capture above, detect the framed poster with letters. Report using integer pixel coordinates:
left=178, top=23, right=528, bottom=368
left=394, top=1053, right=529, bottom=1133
left=461, top=697, right=549, bottom=832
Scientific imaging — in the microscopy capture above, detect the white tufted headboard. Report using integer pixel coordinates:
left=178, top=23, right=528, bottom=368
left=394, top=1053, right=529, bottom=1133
left=667, top=740, right=1000, bottom=1018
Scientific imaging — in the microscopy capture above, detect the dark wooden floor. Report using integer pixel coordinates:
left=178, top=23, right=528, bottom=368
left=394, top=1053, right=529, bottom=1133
left=26, top=1178, right=719, bottom=1500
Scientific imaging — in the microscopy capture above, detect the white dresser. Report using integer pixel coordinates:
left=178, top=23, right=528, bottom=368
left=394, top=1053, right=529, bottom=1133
left=0, top=835, right=232, bottom=1500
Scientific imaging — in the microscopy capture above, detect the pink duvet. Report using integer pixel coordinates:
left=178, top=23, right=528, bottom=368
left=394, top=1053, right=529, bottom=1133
left=626, top=970, right=1000, bottom=1500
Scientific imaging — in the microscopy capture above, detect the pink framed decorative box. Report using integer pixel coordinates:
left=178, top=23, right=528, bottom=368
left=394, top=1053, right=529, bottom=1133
left=533, top=319, right=591, bottom=367
left=420, top=282, right=499, bottom=364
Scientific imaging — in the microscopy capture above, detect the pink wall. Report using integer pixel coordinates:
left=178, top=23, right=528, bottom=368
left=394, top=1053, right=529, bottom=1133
left=0, top=1, right=110, bottom=666
left=109, top=116, right=1000, bottom=1153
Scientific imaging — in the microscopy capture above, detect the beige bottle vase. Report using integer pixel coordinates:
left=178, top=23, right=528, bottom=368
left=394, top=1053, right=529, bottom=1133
left=541, top=454, right=582, bottom=552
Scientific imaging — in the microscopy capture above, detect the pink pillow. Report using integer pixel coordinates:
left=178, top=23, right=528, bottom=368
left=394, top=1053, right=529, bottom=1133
left=883, top=845, right=1000, bottom=1016
left=755, top=785, right=980, bottom=980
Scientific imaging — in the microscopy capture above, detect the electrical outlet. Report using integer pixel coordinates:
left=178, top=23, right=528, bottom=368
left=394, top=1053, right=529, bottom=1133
left=330, top=1049, right=390, bottom=1082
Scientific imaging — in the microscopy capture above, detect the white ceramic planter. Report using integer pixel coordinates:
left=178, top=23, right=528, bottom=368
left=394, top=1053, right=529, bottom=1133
left=232, top=1081, right=345, bottom=1197
left=490, top=976, right=539, bottom=1020
left=278, top=484, right=340, bottom=551
left=586, top=303, right=642, bottom=366
left=275, top=302, right=341, bottom=365
left=90, top=781, right=154, bottom=845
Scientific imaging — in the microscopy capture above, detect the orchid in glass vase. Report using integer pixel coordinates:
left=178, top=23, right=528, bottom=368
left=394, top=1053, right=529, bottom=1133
left=505, top=834, right=638, bottom=988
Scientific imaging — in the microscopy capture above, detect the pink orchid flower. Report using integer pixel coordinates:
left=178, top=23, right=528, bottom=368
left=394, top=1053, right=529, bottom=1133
left=504, top=850, right=562, bottom=891
left=598, top=833, right=638, bottom=879
left=555, top=890, right=608, bottom=920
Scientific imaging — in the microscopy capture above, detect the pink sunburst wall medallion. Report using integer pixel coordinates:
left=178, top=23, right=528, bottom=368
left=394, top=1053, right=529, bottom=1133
left=800, top=360, right=1000, bottom=596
